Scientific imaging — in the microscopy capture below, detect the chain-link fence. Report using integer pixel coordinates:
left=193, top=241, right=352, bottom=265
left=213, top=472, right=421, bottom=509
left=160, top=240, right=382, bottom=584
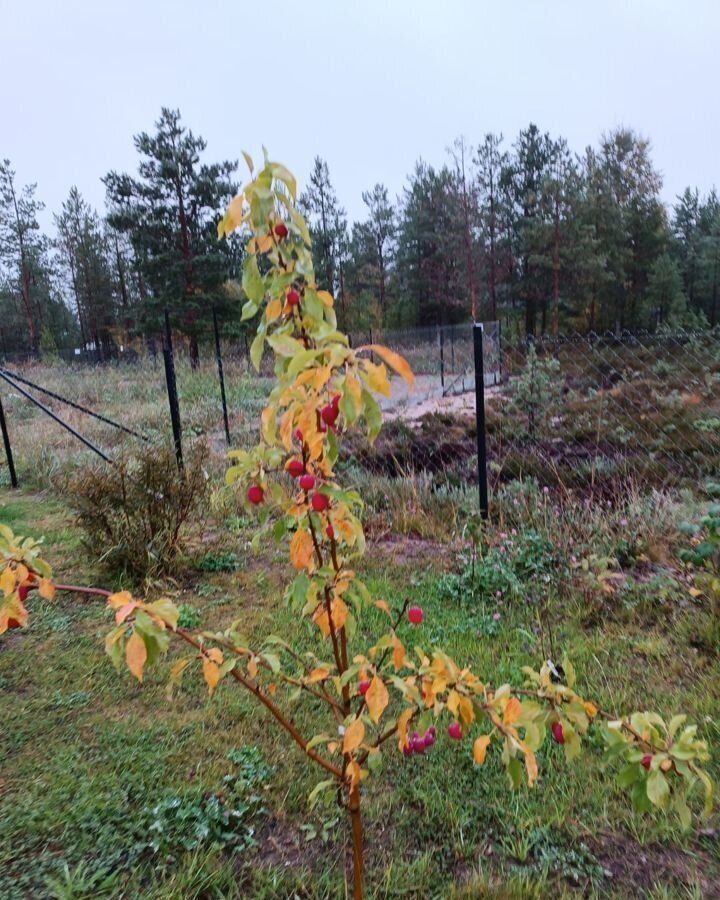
left=0, top=315, right=718, bottom=500
left=486, top=328, right=720, bottom=493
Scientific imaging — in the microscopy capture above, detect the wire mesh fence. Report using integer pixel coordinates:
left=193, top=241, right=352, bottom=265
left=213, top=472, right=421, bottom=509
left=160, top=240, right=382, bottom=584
left=487, top=328, right=720, bottom=493
left=0, top=313, right=717, bottom=501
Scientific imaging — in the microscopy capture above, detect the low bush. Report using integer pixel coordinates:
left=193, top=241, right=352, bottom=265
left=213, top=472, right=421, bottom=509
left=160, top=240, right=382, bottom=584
left=67, top=441, right=208, bottom=583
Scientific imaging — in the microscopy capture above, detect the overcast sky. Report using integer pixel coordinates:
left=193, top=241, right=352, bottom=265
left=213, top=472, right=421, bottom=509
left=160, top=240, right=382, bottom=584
left=2, top=0, right=718, bottom=228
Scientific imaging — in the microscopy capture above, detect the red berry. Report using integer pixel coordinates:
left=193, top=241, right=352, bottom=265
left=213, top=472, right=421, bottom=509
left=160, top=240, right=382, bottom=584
left=294, top=428, right=303, bottom=442
left=18, top=585, right=29, bottom=602
left=331, top=393, right=341, bottom=409
left=402, top=742, right=413, bottom=757
left=641, top=754, right=652, bottom=770
left=326, top=524, right=335, bottom=540
left=311, top=492, right=329, bottom=512
left=287, top=459, right=305, bottom=478
left=448, top=722, right=462, bottom=741
left=7, top=617, right=21, bottom=630
left=274, top=222, right=288, bottom=239
left=424, top=730, right=435, bottom=748
left=287, top=289, right=300, bottom=306
left=321, top=404, right=339, bottom=426
left=551, top=722, right=565, bottom=745
left=427, top=726, right=436, bottom=739
left=247, top=485, right=264, bottom=505
left=299, top=474, right=316, bottom=492
left=407, top=606, right=424, bottom=625
left=412, top=735, right=426, bottom=754
left=358, top=680, right=370, bottom=696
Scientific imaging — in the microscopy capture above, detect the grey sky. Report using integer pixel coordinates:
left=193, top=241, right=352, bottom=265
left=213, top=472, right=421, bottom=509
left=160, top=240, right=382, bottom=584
left=2, top=0, right=718, bottom=228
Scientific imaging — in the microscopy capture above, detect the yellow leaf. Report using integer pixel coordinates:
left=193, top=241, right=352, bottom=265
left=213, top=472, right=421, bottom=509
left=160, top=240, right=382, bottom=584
left=459, top=695, right=475, bottom=726
left=203, top=657, right=220, bottom=696
left=115, top=600, right=138, bottom=625
left=503, top=696, right=522, bottom=726
left=290, top=528, right=314, bottom=571
left=317, top=290, right=334, bottom=307
left=446, top=689, right=460, bottom=715
left=584, top=701, right=598, bottom=719
left=343, top=718, right=365, bottom=753
left=391, top=632, right=406, bottom=672
left=257, top=232, right=273, bottom=253
left=108, top=590, right=133, bottom=610
left=366, top=345, right=414, bottom=387
left=266, top=296, right=283, bottom=322
left=0, top=566, right=15, bottom=596
left=688, top=587, right=703, bottom=598
left=330, top=597, right=348, bottom=631
left=346, top=373, right=363, bottom=407
left=522, top=743, right=539, bottom=787
left=206, top=647, right=223, bottom=665
left=346, top=758, right=361, bottom=792
left=366, top=675, right=389, bottom=724
left=308, top=666, right=330, bottom=683
left=473, top=735, right=491, bottom=766
left=374, top=599, right=391, bottom=616
left=397, top=707, right=414, bottom=751
left=37, top=577, right=55, bottom=601
left=248, top=656, right=258, bottom=678
left=226, top=194, right=244, bottom=232
left=363, top=360, right=391, bottom=397
left=126, top=631, right=147, bottom=682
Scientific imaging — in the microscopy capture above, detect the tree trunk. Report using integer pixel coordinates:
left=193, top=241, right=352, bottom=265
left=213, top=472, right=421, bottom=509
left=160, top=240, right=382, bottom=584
left=551, top=194, right=560, bottom=335
left=349, top=786, right=364, bottom=900
left=189, top=334, right=200, bottom=370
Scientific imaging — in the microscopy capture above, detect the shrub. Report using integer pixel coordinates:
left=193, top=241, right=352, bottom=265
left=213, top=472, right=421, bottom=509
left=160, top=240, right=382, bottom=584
left=67, top=441, right=208, bottom=583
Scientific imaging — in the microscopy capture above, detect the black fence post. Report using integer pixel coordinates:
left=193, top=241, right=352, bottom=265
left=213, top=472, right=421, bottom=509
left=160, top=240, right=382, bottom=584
left=163, top=309, right=184, bottom=470
left=212, top=308, right=231, bottom=445
left=473, top=323, right=489, bottom=520
left=439, top=327, right=445, bottom=390
left=369, top=327, right=375, bottom=365
left=450, top=328, right=455, bottom=375
left=0, top=391, right=18, bottom=488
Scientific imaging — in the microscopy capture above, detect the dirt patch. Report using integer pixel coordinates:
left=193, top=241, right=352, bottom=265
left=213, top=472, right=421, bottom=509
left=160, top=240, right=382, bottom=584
left=586, top=831, right=720, bottom=897
left=369, top=533, right=456, bottom=568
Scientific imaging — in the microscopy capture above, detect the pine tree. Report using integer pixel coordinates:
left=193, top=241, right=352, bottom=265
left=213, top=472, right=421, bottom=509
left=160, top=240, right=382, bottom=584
left=104, top=108, right=238, bottom=367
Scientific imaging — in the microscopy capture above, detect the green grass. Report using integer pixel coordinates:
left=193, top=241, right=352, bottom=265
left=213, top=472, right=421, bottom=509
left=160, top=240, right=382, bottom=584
left=1, top=485, right=719, bottom=898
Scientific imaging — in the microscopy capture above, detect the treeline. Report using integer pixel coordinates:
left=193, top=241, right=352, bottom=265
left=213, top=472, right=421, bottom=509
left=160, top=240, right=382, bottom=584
left=1, top=109, right=718, bottom=363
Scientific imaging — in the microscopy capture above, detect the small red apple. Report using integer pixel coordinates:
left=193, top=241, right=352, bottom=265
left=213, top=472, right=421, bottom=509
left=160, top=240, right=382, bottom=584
left=311, top=492, right=329, bottom=512
left=7, top=618, right=22, bottom=630
left=321, top=404, right=339, bottom=426
left=358, top=680, right=370, bottom=696
left=247, top=485, right=264, bottom=505
left=326, top=524, right=335, bottom=540
left=274, top=222, right=288, bottom=239
left=412, top=735, right=426, bottom=754
left=407, top=606, right=424, bottom=625
left=641, top=754, right=652, bottom=770
left=18, top=584, right=30, bottom=602
left=294, top=428, right=303, bottom=442
left=423, top=730, right=435, bottom=748
left=287, top=459, right=305, bottom=478
left=551, top=722, right=565, bottom=745
left=287, top=289, right=300, bottom=306
left=402, top=742, right=413, bottom=756
left=448, top=722, right=462, bottom=741
left=299, top=474, right=316, bottom=492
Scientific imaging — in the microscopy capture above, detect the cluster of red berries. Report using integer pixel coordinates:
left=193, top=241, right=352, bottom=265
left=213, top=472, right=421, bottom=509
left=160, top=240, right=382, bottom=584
left=403, top=727, right=436, bottom=756
left=6, top=570, right=36, bottom=629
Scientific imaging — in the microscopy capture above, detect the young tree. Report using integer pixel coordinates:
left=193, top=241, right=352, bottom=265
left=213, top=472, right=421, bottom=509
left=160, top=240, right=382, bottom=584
left=475, top=133, right=507, bottom=322
left=55, top=188, right=117, bottom=360
left=0, top=160, right=46, bottom=353
left=2, top=158, right=714, bottom=900
left=359, top=184, right=395, bottom=323
left=104, top=108, right=238, bottom=367
left=644, top=252, right=687, bottom=327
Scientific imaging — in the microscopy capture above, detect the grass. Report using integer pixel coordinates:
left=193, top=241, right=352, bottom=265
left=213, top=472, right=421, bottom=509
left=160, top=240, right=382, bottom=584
left=1, top=476, right=719, bottom=898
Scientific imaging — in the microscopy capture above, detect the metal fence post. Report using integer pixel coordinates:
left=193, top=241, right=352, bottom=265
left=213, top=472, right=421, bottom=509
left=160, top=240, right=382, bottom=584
left=439, top=327, right=445, bottom=390
left=473, top=323, right=489, bottom=520
left=450, top=328, right=455, bottom=375
left=212, top=307, right=231, bottom=445
left=163, top=309, right=184, bottom=470
left=0, top=391, right=18, bottom=488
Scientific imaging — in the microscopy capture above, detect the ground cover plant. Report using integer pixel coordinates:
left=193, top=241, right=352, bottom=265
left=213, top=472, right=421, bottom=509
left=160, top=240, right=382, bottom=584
left=1, top=157, right=718, bottom=898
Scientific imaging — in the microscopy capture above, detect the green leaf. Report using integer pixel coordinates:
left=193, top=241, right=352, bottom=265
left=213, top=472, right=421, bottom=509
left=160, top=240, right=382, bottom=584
left=267, top=333, right=306, bottom=358
left=250, top=333, right=265, bottom=371
left=506, top=756, right=524, bottom=790
left=308, top=778, right=335, bottom=808
left=242, top=150, right=254, bottom=173
left=242, top=255, right=265, bottom=303
left=241, top=300, right=259, bottom=321
left=270, top=162, right=297, bottom=199
left=617, top=763, right=640, bottom=789
left=646, top=770, right=670, bottom=808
